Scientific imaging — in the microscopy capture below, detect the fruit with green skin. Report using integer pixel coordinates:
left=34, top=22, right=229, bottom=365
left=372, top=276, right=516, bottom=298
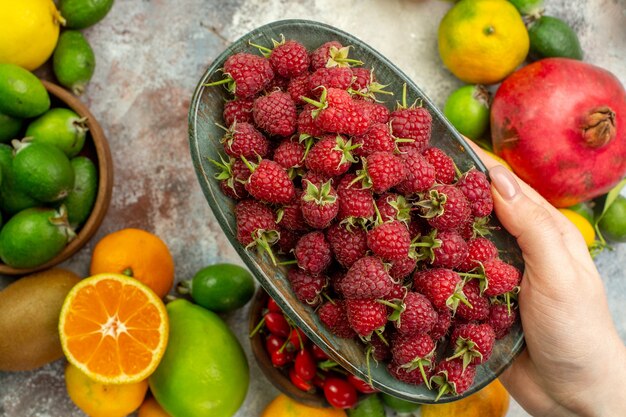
left=0, top=63, right=50, bottom=118
left=63, top=156, right=98, bottom=228
left=508, top=0, right=543, bottom=16
left=0, top=143, right=39, bottom=215
left=12, top=139, right=75, bottom=202
left=59, top=0, right=114, bottom=29
left=26, top=108, right=88, bottom=156
left=491, top=58, right=626, bottom=207
left=0, top=206, right=75, bottom=268
left=567, top=202, right=594, bottom=224
left=0, top=268, right=81, bottom=370
left=346, top=394, right=385, bottom=417
left=444, top=85, right=490, bottom=140
left=149, top=299, right=249, bottom=417
left=380, top=393, right=421, bottom=413
left=528, top=16, right=583, bottom=60
left=177, top=263, right=255, bottom=313
left=0, top=112, right=23, bottom=143
left=598, top=195, right=626, bottom=242
left=53, top=30, right=96, bottom=95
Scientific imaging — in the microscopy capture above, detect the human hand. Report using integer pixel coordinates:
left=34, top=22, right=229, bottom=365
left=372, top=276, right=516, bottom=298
left=471, top=145, right=626, bottom=417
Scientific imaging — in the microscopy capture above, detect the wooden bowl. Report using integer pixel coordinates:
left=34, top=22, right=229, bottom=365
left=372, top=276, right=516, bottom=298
left=249, top=288, right=328, bottom=408
left=0, top=81, right=113, bottom=275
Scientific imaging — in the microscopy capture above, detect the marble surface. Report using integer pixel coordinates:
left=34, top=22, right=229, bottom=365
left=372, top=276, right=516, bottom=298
left=1, top=0, right=625, bottom=416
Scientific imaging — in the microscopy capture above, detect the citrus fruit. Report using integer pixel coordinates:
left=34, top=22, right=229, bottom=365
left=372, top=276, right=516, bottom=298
left=63, top=156, right=98, bottom=228
left=0, top=0, right=64, bottom=70
left=528, top=16, right=583, bottom=60
left=26, top=108, right=88, bottom=157
left=58, top=273, right=169, bottom=384
left=379, top=393, right=421, bottom=413
left=347, top=394, right=385, bottom=417
left=53, top=30, right=96, bottom=95
left=566, top=202, right=594, bottom=224
left=90, top=229, right=175, bottom=298
left=0, top=112, right=23, bottom=143
left=421, top=379, right=509, bottom=417
left=0, top=143, right=39, bottom=215
left=65, top=363, right=149, bottom=417
left=508, top=0, right=544, bottom=16
left=138, top=397, right=172, bottom=417
left=149, top=299, right=249, bottom=417
left=598, top=194, right=626, bottom=243
left=261, top=394, right=347, bottom=417
left=0, top=206, right=74, bottom=268
left=558, top=208, right=596, bottom=247
left=444, top=85, right=490, bottom=140
left=438, top=0, right=529, bottom=84
left=0, top=63, right=50, bottom=118
left=179, top=263, right=255, bottom=313
left=59, top=0, right=114, bottom=29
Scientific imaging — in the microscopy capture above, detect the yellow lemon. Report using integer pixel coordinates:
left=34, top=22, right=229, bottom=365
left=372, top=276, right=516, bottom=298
left=559, top=209, right=596, bottom=248
left=0, top=0, right=65, bottom=70
left=438, top=0, right=529, bottom=84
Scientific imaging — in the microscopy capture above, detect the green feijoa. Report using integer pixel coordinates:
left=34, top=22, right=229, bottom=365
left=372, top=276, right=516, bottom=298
left=59, top=0, right=114, bottom=29
left=380, top=393, right=421, bottom=413
left=508, top=0, right=544, bottom=16
left=26, top=108, right=88, bottom=157
left=63, top=156, right=97, bottom=228
left=0, top=112, right=23, bottom=143
left=528, top=16, right=583, bottom=60
left=347, top=394, right=385, bottom=417
left=0, top=144, right=39, bottom=215
left=0, top=64, right=50, bottom=118
left=598, top=195, right=626, bottom=243
left=12, top=140, right=75, bottom=203
left=0, top=206, right=75, bottom=269
left=53, top=31, right=96, bottom=96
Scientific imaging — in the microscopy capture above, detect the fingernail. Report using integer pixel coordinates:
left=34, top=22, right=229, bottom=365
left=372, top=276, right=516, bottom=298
left=489, top=166, right=520, bottom=201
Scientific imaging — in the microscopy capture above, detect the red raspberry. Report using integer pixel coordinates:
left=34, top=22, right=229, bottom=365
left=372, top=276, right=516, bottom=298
left=390, top=105, right=432, bottom=151
left=394, top=292, right=438, bottom=336
left=276, top=227, right=301, bottom=254
left=223, top=98, right=254, bottom=126
left=297, top=104, right=325, bottom=139
left=301, top=180, right=339, bottom=229
left=367, top=220, right=411, bottom=261
left=356, top=100, right=390, bottom=124
left=308, top=88, right=370, bottom=136
left=429, top=308, right=452, bottom=341
left=294, top=231, right=332, bottom=274
left=395, top=146, right=436, bottom=195
left=341, top=256, right=395, bottom=300
left=369, top=334, right=392, bottom=362
left=268, top=39, right=310, bottom=78
left=302, top=171, right=333, bottom=188
left=431, top=358, right=476, bottom=398
left=211, top=156, right=250, bottom=200
left=376, top=193, right=411, bottom=224
left=449, top=323, right=496, bottom=367
left=455, top=280, right=489, bottom=321
left=309, top=67, right=353, bottom=94
left=357, top=151, right=407, bottom=194
left=422, top=147, right=456, bottom=184
left=287, top=72, right=311, bottom=105
left=235, top=200, right=279, bottom=263
left=457, top=169, right=493, bottom=217
left=273, top=138, right=305, bottom=171
left=388, top=255, right=417, bottom=280
left=384, top=282, right=408, bottom=302
left=329, top=269, right=345, bottom=295
left=388, top=360, right=432, bottom=386
left=318, top=300, right=356, bottom=338
left=417, top=185, right=471, bottom=231
left=305, top=135, right=360, bottom=177
left=326, top=222, right=368, bottom=268
left=416, top=230, right=468, bottom=269
left=391, top=334, right=436, bottom=382
left=353, top=123, right=395, bottom=157
left=253, top=91, right=297, bottom=137
left=351, top=67, right=372, bottom=92
left=488, top=304, right=517, bottom=339
left=337, top=174, right=375, bottom=224
left=219, top=53, right=274, bottom=98
left=349, top=68, right=390, bottom=101
left=265, top=75, right=289, bottom=91
left=310, top=41, right=360, bottom=70
left=413, top=268, right=469, bottom=313
left=277, top=188, right=308, bottom=232
left=481, top=258, right=521, bottom=297
left=345, top=298, right=388, bottom=337
left=221, top=122, right=269, bottom=159
left=287, top=268, right=328, bottom=306
left=245, top=159, right=295, bottom=204
left=457, top=237, right=498, bottom=272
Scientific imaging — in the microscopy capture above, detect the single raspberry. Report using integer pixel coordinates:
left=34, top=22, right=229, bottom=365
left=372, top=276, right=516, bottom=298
left=422, top=147, right=456, bottom=184
left=259, top=38, right=310, bottom=78
left=388, top=360, right=432, bottom=386
left=388, top=255, right=417, bottom=280
left=253, top=91, right=297, bottom=137
left=287, top=268, right=328, bottom=306
left=369, top=334, right=392, bottom=362
left=456, top=216, right=492, bottom=241
left=429, top=308, right=452, bottom=341
left=309, top=42, right=362, bottom=70
left=457, top=169, right=493, bottom=217
left=480, top=258, right=521, bottom=297
left=308, top=67, right=353, bottom=94
left=349, top=68, right=392, bottom=101
left=455, top=280, right=490, bottom=322
left=304, top=88, right=370, bottom=136
left=235, top=200, right=279, bottom=264
left=277, top=190, right=309, bottom=232
left=337, top=173, right=375, bottom=224
left=353, top=151, right=407, bottom=194
left=409, top=214, right=428, bottom=239
left=417, top=185, right=471, bottom=231
left=413, top=268, right=470, bottom=313
left=367, top=220, right=411, bottom=261
left=353, top=123, right=395, bottom=157
left=301, top=180, right=339, bottom=229
left=245, top=159, right=295, bottom=204
left=294, top=231, right=332, bottom=274
left=305, top=135, right=359, bottom=177
left=384, top=283, right=408, bottom=302
left=220, top=121, right=269, bottom=159
left=287, top=72, right=311, bottom=105
left=351, top=67, right=372, bottom=92
left=457, top=237, right=498, bottom=272
left=223, top=98, right=254, bottom=126
left=376, top=193, right=411, bottom=224
left=341, top=256, right=395, bottom=300
left=275, top=227, right=301, bottom=254
left=391, top=333, right=436, bottom=388
left=393, top=292, right=438, bottom=336
left=415, top=230, right=468, bottom=269
left=328, top=269, right=345, bottom=295
left=273, top=138, right=305, bottom=171
left=488, top=303, right=517, bottom=339
left=210, top=156, right=250, bottom=200
left=346, top=298, right=388, bottom=338
left=395, top=146, right=436, bottom=195
left=207, top=52, right=274, bottom=98
left=318, top=300, right=356, bottom=338
left=326, top=222, right=368, bottom=268
left=297, top=104, right=325, bottom=139
left=356, top=100, right=390, bottom=124
left=302, top=171, right=333, bottom=188
left=431, top=358, right=476, bottom=399
left=265, top=75, right=289, bottom=91
left=390, top=88, right=432, bottom=150
left=449, top=323, right=496, bottom=368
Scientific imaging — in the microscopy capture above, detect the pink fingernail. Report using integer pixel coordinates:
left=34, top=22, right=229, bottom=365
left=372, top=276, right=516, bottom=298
left=489, top=166, right=520, bottom=201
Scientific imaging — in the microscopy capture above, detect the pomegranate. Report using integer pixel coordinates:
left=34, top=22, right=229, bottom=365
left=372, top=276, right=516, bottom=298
left=491, top=58, right=626, bottom=207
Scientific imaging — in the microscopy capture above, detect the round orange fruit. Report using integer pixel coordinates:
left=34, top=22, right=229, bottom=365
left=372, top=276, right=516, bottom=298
left=261, top=394, right=347, bottom=417
left=59, top=273, right=169, bottom=384
left=90, top=228, right=175, bottom=298
left=138, top=397, right=171, bottom=417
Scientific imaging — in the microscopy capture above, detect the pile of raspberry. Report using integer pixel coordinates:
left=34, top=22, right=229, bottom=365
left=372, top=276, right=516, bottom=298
left=207, top=37, right=521, bottom=400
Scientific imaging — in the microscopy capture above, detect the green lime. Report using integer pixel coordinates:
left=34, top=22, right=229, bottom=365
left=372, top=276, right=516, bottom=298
left=380, top=392, right=421, bottom=413
left=0, top=206, right=75, bottom=268
left=0, top=112, right=23, bottom=143
left=26, top=108, right=88, bottom=157
left=12, top=140, right=75, bottom=203
left=444, top=84, right=491, bottom=140
left=0, top=144, right=39, bottom=215
left=508, top=0, right=544, bottom=16
left=59, top=0, right=114, bottom=29
left=179, top=263, right=255, bottom=313
left=598, top=195, right=626, bottom=242
left=63, top=156, right=98, bottom=228
left=53, top=31, right=96, bottom=95
left=0, top=64, right=50, bottom=118
left=347, top=394, right=385, bottom=417
left=567, top=202, right=594, bottom=224
left=149, top=299, right=249, bottom=417
left=528, top=16, right=583, bottom=60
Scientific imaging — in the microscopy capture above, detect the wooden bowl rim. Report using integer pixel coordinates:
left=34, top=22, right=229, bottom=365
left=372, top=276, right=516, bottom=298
left=0, top=81, right=114, bottom=275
